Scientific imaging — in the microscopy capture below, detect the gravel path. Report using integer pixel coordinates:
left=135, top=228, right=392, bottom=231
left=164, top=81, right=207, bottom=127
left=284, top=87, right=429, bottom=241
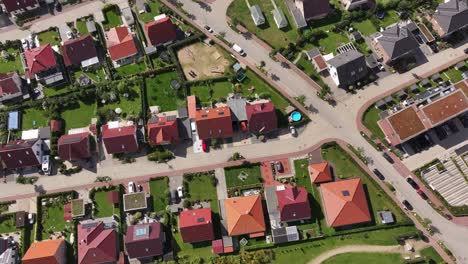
left=308, top=245, right=401, bottom=264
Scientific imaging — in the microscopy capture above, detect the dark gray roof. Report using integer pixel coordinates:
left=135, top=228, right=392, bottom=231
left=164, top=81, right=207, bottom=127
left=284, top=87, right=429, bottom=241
left=178, top=107, right=188, bottom=119
left=227, top=97, right=247, bottom=121
left=405, top=22, right=419, bottom=32
left=177, top=118, right=192, bottom=140
left=410, top=84, right=420, bottom=92
left=250, top=5, right=265, bottom=25
left=38, top=127, right=51, bottom=139
left=435, top=0, right=468, bottom=35
left=301, top=0, right=330, bottom=21
left=305, top=48, right=321, bottom=60
left=378, top=211, right=395, bottom=224
left=378, top=24, right=420, bottom=61
left=86, top=21, right=96, bottom=33
left=327, top=50, right=368, bottom=86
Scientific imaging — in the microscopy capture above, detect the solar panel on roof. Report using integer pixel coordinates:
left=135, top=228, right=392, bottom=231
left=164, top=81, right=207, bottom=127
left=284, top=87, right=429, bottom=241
left=135, top=227, right=147, bottom=236
left=62, top=136, right=82, bottom=144
left=166, top=115, right=177, bottom=121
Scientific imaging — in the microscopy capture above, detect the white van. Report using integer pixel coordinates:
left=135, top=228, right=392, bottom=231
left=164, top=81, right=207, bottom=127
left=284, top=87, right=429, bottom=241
left=232, top=44, right=245, bottom=56
left=42, top=155, right=51, bottom=175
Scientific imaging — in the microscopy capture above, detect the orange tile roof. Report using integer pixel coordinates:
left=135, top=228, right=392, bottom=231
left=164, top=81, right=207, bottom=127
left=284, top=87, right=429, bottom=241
left=320, top=178, right=371, bottom=227
left=421, top=89, right=468, bottom=126
left=309, top=162, right=332, bottom=183
left=224, top=195, right=266, bottom=236
left=187, top=95, right=197, bottom=119
left=22, top=239, right=65, bottom=264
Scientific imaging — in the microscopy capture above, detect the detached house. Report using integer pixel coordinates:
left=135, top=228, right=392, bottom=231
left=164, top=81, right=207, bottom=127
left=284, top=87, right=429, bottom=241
left=78, top=221, right=118, bottom=264
left=22, top=239, right=66, bottom=264
left=340, top=0, right=369, bottom=10
left=147, top=115, right=179, bottom=145
left=23, top=44, right=65, bottom=86
left=291, top=0, right=330, bottom=28
left=61, top=35, right=100, bottom=69
left=144, top=14, right=177, bottom=47
left=276, top=186, right=311, bottom=222
left=125, top=222, right=165, bottom=260
left=195, top=107, right=233, bottom=140
left=0, top=139, right=43, bottom=170
left=372, top=24, right=420, bottom=65
left=179, top=208, right=215, bottom=243
left=223, top=195, right=266, bottom=237
left=101, top=121, right=138, bottom=154
left=327, top=50, right=368, bottom=87
left=0, top=71, right=27, bottom=104
left=428, top=0, right=468, bottom=38
left=58, top=133, right=91, bottom=161
left=1, top=0, right=39, bottom=17
left=245, top=102, right=278, bottom=134
left=105, top=26, right=139, bottom=67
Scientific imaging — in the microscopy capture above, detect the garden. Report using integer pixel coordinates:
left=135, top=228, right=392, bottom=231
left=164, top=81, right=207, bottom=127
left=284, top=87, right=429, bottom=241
left=38, top=29, right=61, bottom=46
left=73, top=67, right=107, bottom=83
left=92, top=188, right=120, bottom=218
left=224, top=163, right=262, bottom=189
left=97, top=79, right=143, bottom=119
left=137, top=0, right=164, bottom=23
left=21, top=107, right=49, bottom=130
left=145, top=71, right=186, bottom=111
left=61, top=98, right=97, bottom=132
left=362, top=106, right=385, bottom=140
left=149, top=177, right=170, bottom=212
left=75, top=19, right=88, bottom=35
left=38, top=194, right=75, bottom=241
left=0, top=213, right=16, bottom=234
left=182, top=172, right=219, bottom=214
left=0, top=48, right=24, bottom=74
left=102, top=5, right=122, bottom=30
left=115, top=61, right=147, bottom=77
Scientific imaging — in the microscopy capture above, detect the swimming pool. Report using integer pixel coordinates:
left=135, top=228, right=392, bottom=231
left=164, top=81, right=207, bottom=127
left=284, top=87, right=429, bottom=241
left=291, top=111, right=302, bottom=122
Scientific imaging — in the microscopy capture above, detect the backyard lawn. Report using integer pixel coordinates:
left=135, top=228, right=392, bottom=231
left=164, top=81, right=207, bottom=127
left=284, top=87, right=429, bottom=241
left=0, top=214, right=16, bottom=234
left=102, top=6, right=122, bottom=30
left=353, top=20, right=378, bottom=36
left=74, top=67, right=107, bottom=83
left=41, top=205, right=74, bottom=240
left=22, top=107, right=49, bottom=130
left=149, top=177, right=169, bottom=212
left=115, top=61, right=147, bottom=77
left=173, top=227, right=213, bottom=260
left=185, top=173, right=219, bottom=213
left=93, top=190, right=118, bottom=218
left=137, top=0, right=163, bottom=23
left=321, top=143, right=409, bottom=224
left=61, top=99, right=97, bottom=131
left=317, top=31, right=349, bottom=54
left=224, top=163, right=262, bottom=188
left=75, top=19, right=89, bottom=35
left=362, top=106, right=385, bottom=140
left=145, top=71, right=185, bottom=111
left=38, top=30, right=61, bottom=46
left=321, top=252, right=403, bottom=264
left=189, top=81, right=233, bottom=103
left=442, top=66, right=464, bottom=83
left=0, top=48, right=24, bottom=74
left=99, top=83, right=142, bottom=117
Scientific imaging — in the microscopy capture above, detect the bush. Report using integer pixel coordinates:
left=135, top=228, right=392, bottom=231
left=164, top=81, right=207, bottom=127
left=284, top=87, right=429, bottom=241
left=16, top=176, right=38, bottom=185
left=147, top=150, right=174, bottom=163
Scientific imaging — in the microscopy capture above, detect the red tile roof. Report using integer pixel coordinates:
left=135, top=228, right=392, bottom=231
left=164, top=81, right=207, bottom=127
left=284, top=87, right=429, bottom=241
left=0, top=72, right=22, bottom=98
left=144, top=15, right=177, bottom=46
left=78, top=221, right=118, bottom=264
left=245, top=102, right=277, bottom=134
left=212, top=239, right=223, bottom=254
left=58, top=133, right=91, bottom=161
left=179, top=208, right=215, bottom=243
left=3, top=0, right=38, bottom=14
left=108, top=191, right=119, bottom=204
left=0, top=139, right=41, bottom=169
left=320, top=178, right=371, bottom=227
left=61, top=35, right=98, bottom=67
left=224, top=195, right=266, bottom=236
left=24, top=44, right=57, bottom=78
left=22, top=239, right=65, bottom=264
left=50, top=119, right=61, bottom=132
left=125, top=222, right=164, bottom=259
left=195, top=107, right=233, bottom=140
left=187, top=95, right=197, bottom=119
left=105, top=27, right=138, bottom=61
left=276, top=186, right=311, bottom=222
left=309, top=162, right=332, bottom=183
left=101, top=124, right=138, bottom=154
left=147, top=116, right=179, bottom=145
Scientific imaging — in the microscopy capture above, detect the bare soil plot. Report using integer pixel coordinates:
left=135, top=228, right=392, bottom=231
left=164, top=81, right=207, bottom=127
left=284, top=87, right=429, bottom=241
left=177, top=42, right=229, bottom=81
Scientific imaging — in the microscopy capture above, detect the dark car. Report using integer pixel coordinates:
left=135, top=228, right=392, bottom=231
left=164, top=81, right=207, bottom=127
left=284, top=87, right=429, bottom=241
left=465, top=48, right=468, bottom=54
left=417, top=189, right=428, bottom=200
left=402, top=200, right=413, bottom=210
left=275, top=161, right=284, bottom=173
left=406, top=177, right=419, bottom=189
left=382, top=152, right=394, bottom=163
left=373, top=169, right=385, bottom=180
left=170, top=190, right=178, bottom=204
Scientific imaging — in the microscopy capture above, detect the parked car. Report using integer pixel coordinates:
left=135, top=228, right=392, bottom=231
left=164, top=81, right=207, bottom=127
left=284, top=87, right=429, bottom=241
left=378, top=64, right=385, bottom=71
left=21, top=39, right=28, bottom=50
left=128, top=181, right=135, bottom=193
left=204, top=25, right=214, bottom=33
left=171, top=190, right=178, bottom=204
left=41, top=155, right=51, bottom=175
left=177, top=186, right=183, bottom=198
left=406, top=176, right=419, bottom=190
left=402, top=200, right=413, bottom=210
left=137, top=184, right=143, bottom=192
left=202, top=140, right=208, bottom=152
left=66, top=31, right=73, bottom=40
left=275, top=161, right=283, bottom=173
left=417, top=189, right=428, bottom=200
left=289, top=126, right=297, bottom=137
left=382, top=152, right=394, bottom=163
left=28, top=213, right=34, bottom=224
left=372, top=169, right=385, bottom=180
left=232, top=44, right=246, bottom=56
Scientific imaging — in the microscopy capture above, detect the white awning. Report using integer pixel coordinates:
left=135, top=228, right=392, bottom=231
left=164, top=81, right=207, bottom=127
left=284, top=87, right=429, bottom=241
left=81, top=57, right=100, bottom=68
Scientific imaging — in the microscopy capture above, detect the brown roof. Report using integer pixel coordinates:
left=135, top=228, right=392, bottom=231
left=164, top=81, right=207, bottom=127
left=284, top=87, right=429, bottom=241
left=422, top=89, right=468, bottom=126
left=313, top=55, right=328, bottom=71
left=454, top=79, right=468, bottom=96
left=387, top=106, right=426, bottom=141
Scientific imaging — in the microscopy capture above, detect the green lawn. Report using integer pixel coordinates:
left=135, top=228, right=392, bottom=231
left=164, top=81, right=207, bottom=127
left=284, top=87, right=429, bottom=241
left=420, top=247, right=445, bottom=264
left=43, top=85, right=72, bottom=97
left=41, top=205, right=74, bottom=240
left=22, top=107, right=49, bottom=130
left=137, top=0, right=163, bottom=23
left=61, top=99, right=96, bottom=131
left=75, top=19, right=89, bottom=35
left=145, top=71, right=185, bottom=111
left=38, top=30, right=61, bottom=46
left=99, top=83, right=142, bottom=117
left=185, top=174, right=219, bottom=213
left=362, top=106, right=385, bottom=140
left=273, top=226, right=418, bottom=264
left=322, top=252, right=403, bottom=264
left=0, top=48, right=24, bottom=74
left=380, top=10, right=400, bottom=28
left=321, top=143, right=409, bottom=224
left=74, top=67, right=107, bottom=83
left=0, top=214, right=16, bottom=234
left=93, top=190, right=118, bottom=218
left=149, top=177, right=169, bottom=212
left=443, top=67, right=464, bottom=83
left=317, top=31, right=349, bottom=54
left=189, top=81, right=233, bottom=103
left=173, top=226, right=213, bottom=260
left=353, top=20, right=378, bottom=36
left=226, top=0, right=298, bottom=49
left=224, top=163, right=262, bottom=188
left=115, top=61, right=147, bottom=77
left=150, top=51, right=174, bottom=70
left=102, top=6, right=122, bottom=30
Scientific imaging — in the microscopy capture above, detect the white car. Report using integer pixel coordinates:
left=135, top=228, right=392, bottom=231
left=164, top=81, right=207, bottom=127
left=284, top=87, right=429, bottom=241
left=232, top=44, right=245, bottom=56
left=289, top=126, right=297, bottom=137
left=66, top=31, right=73, bottom=40
left=21, top=39, right=29, bottom=50
left=128, top=181, right=135, bottom=193
left=204, top=25, right=214, bottom=33
left=41, top=155, right=51, bottom=175
left=177, top=186, right=183, bottom=198
left=28, top=213, right=34, bottom=224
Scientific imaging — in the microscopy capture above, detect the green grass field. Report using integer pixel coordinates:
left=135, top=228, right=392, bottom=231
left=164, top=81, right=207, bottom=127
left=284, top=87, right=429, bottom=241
left=38, top=30, right=61, bottom=46
left=150, top=177, right=169, bottom=212
left=224, top=163, right=262, bottom=188
left=99, top=83, right=142, bottom=117
left=322, top=252, right=403, bottom=264
left=0, top=48, right=24, bottom=74
left=61, top=99, right=97, bottom=131
left=103, top=6, right=122, bottom=30
left=137, top=0, right=163, bottom=23
left=353, top=20, right=378, bottom=36
left=115, top=61, right=147, bottom=77
left=420, top=247, right=445, bottom=263
left=74, top=67, right=107, bottom=83
left=185, top=174, right=219, bottom=213
left=189, top=81, right=233, bottom=103
left=145, top=71, right=185, bottom=111
left=442, top=66, right=464, bottom=83
left=0, top=214, right=16, bottom=234
left=41, top=205, right=74, bottom=240
left=362, top=106, right=385, bottom=140
left=75, top=19, right=89, bottom=35
left=93, top=190, right=118, bottom=218
left=22, top=107, right=49, bottom=130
